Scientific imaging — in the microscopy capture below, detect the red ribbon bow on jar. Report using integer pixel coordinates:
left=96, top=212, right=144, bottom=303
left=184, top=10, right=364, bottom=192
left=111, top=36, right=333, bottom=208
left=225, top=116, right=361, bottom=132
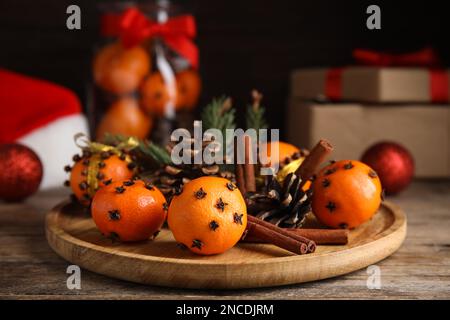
left=118, top=7, right=199, bottom=69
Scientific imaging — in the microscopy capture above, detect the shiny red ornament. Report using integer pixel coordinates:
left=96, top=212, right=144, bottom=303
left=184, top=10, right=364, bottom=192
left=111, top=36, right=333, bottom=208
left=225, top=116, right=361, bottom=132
left=0, top=143, right=43, bottom=202
left=361, top=141, right=415, bottom=195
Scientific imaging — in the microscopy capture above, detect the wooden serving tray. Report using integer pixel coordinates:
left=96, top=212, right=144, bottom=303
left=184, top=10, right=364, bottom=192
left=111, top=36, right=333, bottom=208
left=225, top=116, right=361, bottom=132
left=46, top=201, right=406, bottom=289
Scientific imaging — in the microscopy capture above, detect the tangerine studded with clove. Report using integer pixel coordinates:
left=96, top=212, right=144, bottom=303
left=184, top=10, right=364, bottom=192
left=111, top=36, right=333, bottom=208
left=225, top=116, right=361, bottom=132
left=67, top=152, right=135, bottom=206
left=312, top=160, right=382, bottom=229
left=261, top=141, right=312, bottom=191
left=168, top=176, right=247, bottom=255
left=260, top=141, right=300, bottom=167
left=91, top=180, right=167, bottom=242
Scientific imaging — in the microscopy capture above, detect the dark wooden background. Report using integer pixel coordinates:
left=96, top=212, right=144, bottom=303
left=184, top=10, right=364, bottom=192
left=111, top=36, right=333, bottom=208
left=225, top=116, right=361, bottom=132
left=1, top=0, right=449, bottom=137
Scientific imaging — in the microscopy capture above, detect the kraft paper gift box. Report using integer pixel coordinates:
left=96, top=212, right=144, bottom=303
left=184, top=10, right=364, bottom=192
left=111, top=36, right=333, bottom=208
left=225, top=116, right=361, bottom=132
left=290, top=67, right=450, bottom=104
left=287, top=100, right=450, bottom=178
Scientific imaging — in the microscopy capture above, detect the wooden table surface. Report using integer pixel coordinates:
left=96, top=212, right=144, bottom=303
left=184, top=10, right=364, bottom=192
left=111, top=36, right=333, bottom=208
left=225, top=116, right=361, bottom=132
left=1, top=181, right=449, bottom=300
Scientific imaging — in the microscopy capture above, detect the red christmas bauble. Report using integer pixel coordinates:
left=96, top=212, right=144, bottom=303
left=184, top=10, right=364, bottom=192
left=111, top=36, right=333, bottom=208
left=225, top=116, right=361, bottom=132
left=361, top=141, right=414, bottom=195
left=0, top=143, right=43, bottom=202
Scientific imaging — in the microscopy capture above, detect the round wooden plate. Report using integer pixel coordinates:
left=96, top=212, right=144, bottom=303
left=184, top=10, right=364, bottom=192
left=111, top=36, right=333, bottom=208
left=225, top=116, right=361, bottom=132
left=46, top=201, right=406, bottom=289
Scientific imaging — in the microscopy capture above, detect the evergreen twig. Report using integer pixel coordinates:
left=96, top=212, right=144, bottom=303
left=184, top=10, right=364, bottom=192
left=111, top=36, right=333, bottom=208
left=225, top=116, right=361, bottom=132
left=246, top=89, right=268, bottom=135
left=138, top=140, right=173, bottom=165
left=102, top=133, right=172, bottom=166
left=202, top=96, right=236, bottom=135
left=201, top=96, right=236, bottom=171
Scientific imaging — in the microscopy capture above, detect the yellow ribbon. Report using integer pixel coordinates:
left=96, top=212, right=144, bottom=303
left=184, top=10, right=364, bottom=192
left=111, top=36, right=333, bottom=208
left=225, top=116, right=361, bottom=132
left=74, top=133, right=139, bottom=155
left=73, top=133, right=139, bottom=195
left=276, top=157, right=305, bottom=183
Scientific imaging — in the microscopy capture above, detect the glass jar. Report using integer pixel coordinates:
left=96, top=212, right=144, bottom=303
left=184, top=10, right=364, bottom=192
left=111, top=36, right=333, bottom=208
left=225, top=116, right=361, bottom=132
left=88, top=0, right=201, bottom=146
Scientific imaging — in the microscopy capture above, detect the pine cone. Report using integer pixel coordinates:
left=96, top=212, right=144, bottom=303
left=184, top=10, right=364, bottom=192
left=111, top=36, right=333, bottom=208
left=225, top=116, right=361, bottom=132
left=142, top=164, right=235, bottom=202
left=246, top=172, right=312, bottom=228
left=141, top=139, right=235, bottom=201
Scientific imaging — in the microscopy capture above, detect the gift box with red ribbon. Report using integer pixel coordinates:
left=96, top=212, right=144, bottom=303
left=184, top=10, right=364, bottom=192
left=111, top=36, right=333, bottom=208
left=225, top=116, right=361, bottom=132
left=291, top=48, right=450, bottom=103
left=287, top=100, right=450, bottom=178
left=288, top=48, right=450, bottom=178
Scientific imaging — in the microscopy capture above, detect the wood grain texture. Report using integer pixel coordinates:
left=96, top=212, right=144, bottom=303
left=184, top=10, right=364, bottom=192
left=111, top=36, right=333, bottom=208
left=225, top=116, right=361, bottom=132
left=1, top=181, right=449, bottom=298
left=45, top=201, right=406, bottom=289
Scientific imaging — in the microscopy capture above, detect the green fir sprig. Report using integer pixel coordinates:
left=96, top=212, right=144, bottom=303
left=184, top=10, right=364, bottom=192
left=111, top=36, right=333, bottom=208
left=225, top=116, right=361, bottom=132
left=102, top=133, right=172, bottom=166
left=246, top=90, right=268, bottom=136
left=201, top=96, right=236, bottom=171
left=201, top=96, right=236, bottom=136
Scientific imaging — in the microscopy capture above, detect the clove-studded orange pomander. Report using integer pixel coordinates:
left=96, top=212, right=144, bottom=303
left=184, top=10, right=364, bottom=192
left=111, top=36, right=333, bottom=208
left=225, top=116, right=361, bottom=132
left=91, top=180, right=167, bottom=242
left=261, top=141, right=311, bottom=190
left=66, top=151, right=136, bottom=206
left=96, top=98, right=153, bottom=141
left=312, top=160, right=383, bottom=229
left=261, top=141, right=300, bottom=167
left=168, top=176, right=247, bottom=255
left=140, top=72, right=178, bottom=117
left=175, top=70, right=201, bottom=110
left=93, top=42, right=150, bottom=95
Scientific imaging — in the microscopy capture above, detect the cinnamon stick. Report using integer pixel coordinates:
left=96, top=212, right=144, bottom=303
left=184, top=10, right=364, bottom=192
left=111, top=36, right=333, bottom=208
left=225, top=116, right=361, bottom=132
left=295, top=139, right=333, bottom=188
left=234, top=136, right=246, bottom=195
left=247, top=215, right=316, bottom=253
left=246, top=220, right=308, bottom=255
left=242, top=228, right=349, bottom=245
left=243, top=135, right=256, bottom=192
left=235, top=164, right=246, bottom=195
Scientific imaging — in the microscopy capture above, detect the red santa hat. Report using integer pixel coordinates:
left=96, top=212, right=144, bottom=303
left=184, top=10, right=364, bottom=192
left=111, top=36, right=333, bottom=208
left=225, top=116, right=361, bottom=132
left=0, top=69, right=89, bottom=189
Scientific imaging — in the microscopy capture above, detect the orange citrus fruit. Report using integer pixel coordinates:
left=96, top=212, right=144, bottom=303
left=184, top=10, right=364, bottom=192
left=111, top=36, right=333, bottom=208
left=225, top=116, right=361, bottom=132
left=140, top=72, right=178, bottom=116
left=68, top=152, right=135, bottom=206
left=96, top=98, right=153, bottom=141
left=312, top=160, right=382, bottom=229
left=261, top=141, right=301, bottom=167
left=176, top=70, right=201, bottom=110
left=91, top=180, right=167, bottom=242
left=93, top=42, right=150, bottom=95
left=168, top=176, right=247, bottom=255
